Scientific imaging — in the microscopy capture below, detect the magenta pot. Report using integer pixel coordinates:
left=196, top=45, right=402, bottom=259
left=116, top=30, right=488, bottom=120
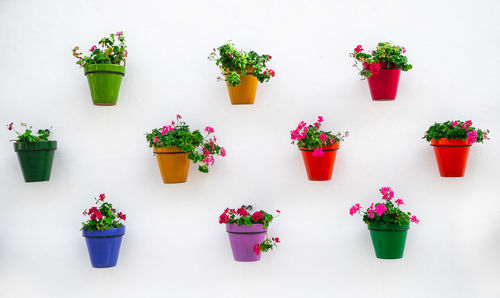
left=226, top=223, right=266, bottom=262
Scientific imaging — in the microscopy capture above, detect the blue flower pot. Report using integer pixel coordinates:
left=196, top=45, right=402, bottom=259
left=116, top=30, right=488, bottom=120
left=82, top=226, right=125, bottom=268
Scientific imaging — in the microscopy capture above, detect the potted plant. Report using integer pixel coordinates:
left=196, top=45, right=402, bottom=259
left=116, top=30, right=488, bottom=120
left=219, top=206, right=280, bottom=262
left=72, top=31, right=127, bottom=106
left=423, top=120, right=489, bottom=177
left=351, top=42, right=412, bottom=101
left=7, top=122, right=57, bottom=182
left=208, top=42, right=275, bottom=105
left=350, top=187, right=419, bottom=259
left=81, top=193, right=126, bottom=268
left=145, top=114, right=226, bottom=183
left=290, top=116, right=348, bottom=181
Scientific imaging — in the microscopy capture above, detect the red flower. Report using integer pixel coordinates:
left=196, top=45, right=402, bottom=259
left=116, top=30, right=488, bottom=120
left=370, top=63, right=381, bottom=74
left=88, top=207, right=98, bottom=214
left=237, top=208, right=248, bottom=217
left=253, top=243, right=261, bottom=255
left=98, top=194, right=106, bottom=201
left=354, top=45, right=363, bottom=53
left=91, top=211, right=103, bottom=220
left=229, top=53, right=233, bottom=58
left=117, top=212, right=126, bottom=220
left=268, top=55, right=272, bottom=59
left=219, top=212, right=230, bottom=224
left=276, top=210, right=280, bottom=213
left=273, top=237, right=280, bottom=243
left=7, top=122, right=13, bottom=130
left=252, top=211, right=263, bottom=222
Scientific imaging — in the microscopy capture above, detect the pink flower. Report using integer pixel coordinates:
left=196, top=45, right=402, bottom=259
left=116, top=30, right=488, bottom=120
left=161, top=125, right=173, bottom=135
left=124, top=49, right=128, bottom=56
left=229, top=53, right=233, bottom=58
left=252, top=211, right=264, bottom=222
left=452, top=121, right=458, bottom=127
left=88, top=207, right=98, bottom=214
left=367, top=203, right=375, bottom=218
left=117, top=212, right=126, bottom=220
left=203, top=156, right=215, bottom=166
left=89, top=45, right=97, bottom=52
left=380, top=187, right=394, bottom=201
left=116, top=31, right=123, bottom=35
left=349, top=203, right=361, bottom=216
left=467, top=130, right=477, bottom=144
left=402, top=47, right=406, bottom=53
left=220, top=147, right=226, bottom=157
left=410, top=215, right=420, bottom=224
left=98, top=193, right=106, bottom=201
left=253, top=244, right=261, bottom=255
left=319, top=133, right=327, bottom=143
left=268, top=55, right=272, bottom=59
left=312, top=148, right=324, bottom=157
left=176, top=114, right=182, bottom=120
left=219, top=212, right=230, bottom=224
left=237, top=208, right=248, bottom=216
left=297, top=121, right=307, bottom=129
left=205, top=126, right=214, bottom=133
left=317, top=116, right=324, bottom=123
left=375, top=204, right=387, bottom=216
left=395, top=199, right=404, bottom=205
left=276, top=210, right=280, bottom=213
left=153, top=136, right=159, bottom=143
left=354, top=45, right=363, bottom=53
left=91, top=211, right=103, bottom=220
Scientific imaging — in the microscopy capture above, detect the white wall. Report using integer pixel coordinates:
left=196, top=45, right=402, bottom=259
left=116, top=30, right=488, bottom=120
left=1, top=0, right=499, bottom=297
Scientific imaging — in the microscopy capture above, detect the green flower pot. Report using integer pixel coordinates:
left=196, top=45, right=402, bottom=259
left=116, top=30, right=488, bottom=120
left=84, top=64, right=125, bottom=106
left=13, top=141, right=57, bottom=182
left=368, top=223, right=409, bottom=259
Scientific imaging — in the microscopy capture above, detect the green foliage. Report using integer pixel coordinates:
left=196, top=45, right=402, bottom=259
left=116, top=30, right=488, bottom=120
left=145, top=115, right=226, bottom=173
left=208, top=42, right=275, bottom=86
left=351, top=41, right=412, bottom=78
left=7, top=122, right=52, bottom=143
left=72, top=31, right=127, bottom=68
left=218, top=207, right=277, bottom=229
left=81, top=194, right=126, bottom=231
left=423, top=120, right=489, bottom=143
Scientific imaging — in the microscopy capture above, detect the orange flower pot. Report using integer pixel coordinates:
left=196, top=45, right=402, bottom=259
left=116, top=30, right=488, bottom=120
left=431, top=138, right=471, bottom=177
left=225, top=67, right=258, bottom=105
left=154, top=146, right=190, bottom=183
left=299, top=142, right=340, bottom=181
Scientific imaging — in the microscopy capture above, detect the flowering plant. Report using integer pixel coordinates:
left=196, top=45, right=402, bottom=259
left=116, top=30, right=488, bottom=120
left=145, top=114, right=226, bottom=173
left=6, top=122, right=52, bottom=143
left=350, top=42, right=412, bottom=78
left=350, top=187, right=419, bottom=227
left=208, top=42, right=275, bottom=86
left=219, top=206, right=280, bottom=255
left=81, top=194, right=126, bottom=231
left=290, top=116, right=349, bottom=156
left=72, top=31, right=127, bottom=67
left=423, top=120, right=489, bottom=144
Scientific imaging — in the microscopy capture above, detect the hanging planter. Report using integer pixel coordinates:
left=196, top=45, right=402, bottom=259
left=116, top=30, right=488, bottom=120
left=351, top=42, right=412, bottom=101
left=7, top=122, right=57, bottom=182
left=219, top=206, right=280, bottom=262
left=209, top=42, right=275, bottom=105
left=81, top=193, right=127, bottom=268
left=146, top=114, right=226, bottom=184
left=423, top=120, right=490, bottom=177
left=290, top=116, right=348, bottom=181
left=350, top=187, right=419, bottom=259
left=72, top=31, right=127, bottom=106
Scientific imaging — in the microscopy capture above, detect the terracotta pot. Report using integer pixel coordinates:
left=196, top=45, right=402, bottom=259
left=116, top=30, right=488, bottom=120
left=299, top=142, right=340, bottom=181
left=225, top=67, right=258, bottom=105
left=431, top=138, right=471, bottom=177
left=363, top=61, right=401, bottom=101
left=154, top=146, right=190, bottom=183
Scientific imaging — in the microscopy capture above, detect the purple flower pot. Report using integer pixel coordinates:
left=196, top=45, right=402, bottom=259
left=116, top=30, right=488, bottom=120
left=82, top=226, right=125, bottom=268
left=226, top=223, right=266, bottom=262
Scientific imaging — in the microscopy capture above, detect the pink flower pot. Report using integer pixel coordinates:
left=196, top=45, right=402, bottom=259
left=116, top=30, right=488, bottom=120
left=226, top=223, right=266, bottom=262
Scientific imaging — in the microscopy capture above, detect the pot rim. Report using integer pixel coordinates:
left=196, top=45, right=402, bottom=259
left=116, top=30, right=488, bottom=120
left=299, top=142, right=340, bottom=151
left=82, top=225, right=126, bottom=237
left=13, top=140, right=57, bottom=152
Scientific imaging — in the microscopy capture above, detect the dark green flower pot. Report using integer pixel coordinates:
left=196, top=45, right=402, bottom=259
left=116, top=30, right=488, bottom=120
left=84, top=64, right=125, bottom=106
left=368, top=223, right=409, bottom=259
left=13, top=141, right=57, bottom=182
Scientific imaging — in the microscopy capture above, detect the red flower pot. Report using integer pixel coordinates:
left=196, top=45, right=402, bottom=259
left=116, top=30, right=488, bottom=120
left=431, top=138, right=471, bottom=177
left=363, top=62, right=401, bottom=101
left=299, top=142, right=340, bottom=181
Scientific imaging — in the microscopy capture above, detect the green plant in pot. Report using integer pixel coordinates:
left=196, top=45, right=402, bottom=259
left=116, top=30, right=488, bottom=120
left=7, top=122, right=57, bottom=182
left=350, top=187, right=419, bottom=259
left=208, top=42, right=275, bottom=105
left=72, top=31, right=127, bottom=106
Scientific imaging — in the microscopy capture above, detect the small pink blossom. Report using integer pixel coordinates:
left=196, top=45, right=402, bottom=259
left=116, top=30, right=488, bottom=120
left=402, top=47, right=406, bottom=53
left=319, top=133, right=327, bottom=143
left=205, top=126, right=214, bottom=133
left=161, top=125, right=173, bottom=135
left=349, top=203, right=362, bottom=216
left=89, top=45, right=97, bottom=52
left=317, top=116, right=324, bottom=123
left=380, top=187, right=394, bottom=201
left=375, top=204, right=387, bottom=216
left=367, top=203, right=375, bottom=218
left=203, top=156, right=215, bottom=165
left=220, top=147, right=226, bottom=157
left=467, top=130, right=477, bottom=144
left=116, top=31, right=123, bottom=35
left=354, top=45, right=363, bottom=53
left=297, top=121, right=307, bottom=129
left=410, top=215, right=420, bottom=224
left=452, top=121, right=458, bottom=127
left=176, top=114, right=182, bottom=120
left=312, top=148, right=324, bottom=157
left=153, top=136, right=159, bottom=143
left=395, top=199, right=404, bottom=205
